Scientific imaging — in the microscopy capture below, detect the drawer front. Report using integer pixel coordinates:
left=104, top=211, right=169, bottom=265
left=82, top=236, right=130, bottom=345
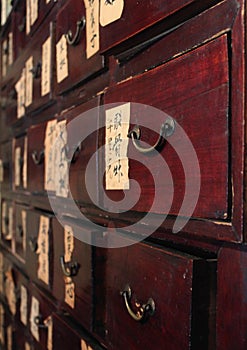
left=26, top=210, right=53, bottom=290
left=1, top=199, right=14, bottom=251
left=52, top=313, right=104, bottom=350
left=0, top=141, right=12, bottom=192
left=100, top=0, right=218, bottom=52
left=103, top=240, right=216, bottom=349
left=104, top=35, right=229, bottom=222
left=52, top=219, right=93, bottom=332
left=55, top=0, right=104, bottom=94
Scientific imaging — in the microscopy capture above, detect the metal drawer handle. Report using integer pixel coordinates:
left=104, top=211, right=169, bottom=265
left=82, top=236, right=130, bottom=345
left=64, top=144, right=81, bottom=163
left=127, top=117, right=175, bottom=154
left=65, top=16, right=86, bottom=46
left=34, top=315, right=48, bottom=329
left=28, top=238, right=38, bottom=253
left=32, top=150, right=44, bottom=165
left=121, top=284, right=155, bottom=322
left=60, top=255, right=80, bottom=277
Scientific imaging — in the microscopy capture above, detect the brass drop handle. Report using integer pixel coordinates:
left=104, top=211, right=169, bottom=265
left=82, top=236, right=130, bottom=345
left=64, top=144, right=81, bottom=163
left=34, top=315, right=48, bottom=329
left=32, top=150, right=44, bottom=165
left=60, top=255, right=80, bottom=277
left=127, top=117, right=175, bottom=154
left=65, top=16, right=86, bottom=46
left=121, top=285, right=155, bottom=322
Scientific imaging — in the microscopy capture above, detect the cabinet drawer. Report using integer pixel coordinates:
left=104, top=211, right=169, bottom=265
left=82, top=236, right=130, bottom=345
left=103, top=240, right=216, bottom=349
left=55, top=0, right=105, bottom=95
left=52, top=219, right=93, bottom=332
left=0, top=141, right=12, bottom=192
left=104, top=35, right=229, bottom=222
left=100, top=0, right=218, bottom=52
left=26, top=210, right=53, bottom=290
left=52, top=313, right=104, bottom=350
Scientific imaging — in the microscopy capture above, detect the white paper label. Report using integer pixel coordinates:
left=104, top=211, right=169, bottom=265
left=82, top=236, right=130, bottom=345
left=42, top=36, right=52, bottom=96
left=26, top=0, right=31, bottom=34
left=22, top=210, right=27, bottom=253
left=100, top=0, right=124, bottom=26
left=30, top=0, right=38, bottom=26
left=1, top=0, right=7, bottom=26
left=56, top=35, right=69, bottom=83
left=64, top=225, right=74, bottom=263
left=7, top=325, right=12, bottom=350
left=15, top=146, right=21, bottom=187
left=5, top=269, right=16, bottom=315
left=45, top=120, right=57, bottom=191
left=84, top=0, right=100, bottom=59
left=25, top=56, right=33, bottom=107
left=20, top=285, right=28, bottom=325
left=7, top=206, right=13, bottom=241
left=81, top=339, right=88, bottom=350
left=15, top=69, right=26, bottom=118
left=0, top=253, right=4, bottom=295
left=37, top=215, right=50, bottom=285
left=54, top=120, right=68, bottom=197
left=23, top=136, right=28, bottom=188
left=64, top=276, right=75, bottom=309
left=30, top=296, right=39, bottom=342
left=0, top=160, right=3, bottom=182
left=44, top=316, right=53, bottom=350
left=8, top=32, right=13, bottom=66
left=105, top=103, right=130, bottom=189
left=0, top=304, right=5, bottom=345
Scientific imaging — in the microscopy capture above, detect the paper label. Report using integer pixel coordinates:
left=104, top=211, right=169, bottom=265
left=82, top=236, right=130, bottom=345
left=100, top=0, right=124, bottom=26
left=25, top=56, right=33, bottom=107
left=5, top=269, right=16, bottom=315
left=0, top=304, right=5, bottom=345
left=30, top=296, right=39, bottom=342
left=1, top=201, right=7, bottom=236
left=15, top=146, right=21, bottom=187
left=54, top=120, right=68, bottom=197
left=37, top=215, right=50, bottom=285
left=2, top=40, right=8, bottom=77
left=1, top=0, right=7, bottom=26
left=15, top=69, right=26, bottom=118
left=0, top=160, right=3, bottom=182
left=84, top=0, right=100, bottom=59
left=45, top=120, right=57, bottom=191
left=42, top=36, right=52, bottom=96
left=22, top=210, right=27, bottom=253
left=64, top=225, right=74, bottom=263
left=0, top=253, right=4, bottom=295
left=56, top=35, right=69, bottom=83
left=44, top=316, right=53, bottom=350
left=26, top=0, right=31, bottom=34
left=64, top=276, right=75, bottom=309
left=8, top=32, right=13, bottom=66
left=25, top=343, right=31, bottom=350
left=105, top=103, right=130, bottom=189
left=81, top=339, right=88, bottom=350
left=20, top=285, right=28, bottom=325
left=23, top=136, right=28, bottom=188
left=30, top=0, right=38, bottom=26
left=7, top=206, right=13, bottom=241
left=7, top=325, right=12, bottom=350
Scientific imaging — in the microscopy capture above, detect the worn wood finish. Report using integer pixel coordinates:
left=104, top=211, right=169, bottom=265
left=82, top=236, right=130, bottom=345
left=104, top=239, right=216, bottom=349
left=55, top=0, right=105, bottom=95
left=0, top=141, right=12, bottom=193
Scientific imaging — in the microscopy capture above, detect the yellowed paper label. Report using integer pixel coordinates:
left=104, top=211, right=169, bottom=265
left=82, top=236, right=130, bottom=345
left=23, top=136, right=28, bottom=188
left=45, top=120, right=57, bottom=191
left=64, top=276, right=75, bottom=309
left=15, top=69, right=26, bottom=118
left=42, top=36, right=51, bottom=96
left=2, top=40, right=8, bottom=77
left=25, top=56, right=33, bottom=107
left=25, top=343, right=31, bottom=350
left=7, top=325, right=12, bottom=350
left=0, top=160, right=3, bottom=182
left=1, top=0, right=7, bottom=26
left=30, top=0, right=38, bottom=26
left=20, top=285, right=28, bottom=325
left=26, top=0, right=31, bottom=34
left=0, top=304, right=5, bottom=345
left=0, top=253, right=4, bottom=295
left=7, top=206, right=13, bottom=241
left=15, top=146, right=21, bottom=187
left=1, top=201, right=7, bottom=236
left=54, top=120, right=68, bottom=197
left=37, top=215, right=50, bottom=285
left=105, top=103, right=130, bottom=189
left=56, top=35, right=69, bottom=83
left=30, top=296, right=39, bottom=342
left=100, top=0, right=124, bottom=26
left=64, top=225, right=74, bottom=263
left=8, top=32, right=13, bottom=66
left=84, top=0, right=100, bottom=59
left=44, top=316, right=53, bottom=350
left=22, top=210, right=27, bottom=253
left=5, top=269, right=16, bottom=315
left=81, top=339, right=88, bottom=350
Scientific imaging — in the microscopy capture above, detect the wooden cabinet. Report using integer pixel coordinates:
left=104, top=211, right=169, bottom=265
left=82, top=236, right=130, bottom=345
left=0, top=0, right=247, bottom=349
